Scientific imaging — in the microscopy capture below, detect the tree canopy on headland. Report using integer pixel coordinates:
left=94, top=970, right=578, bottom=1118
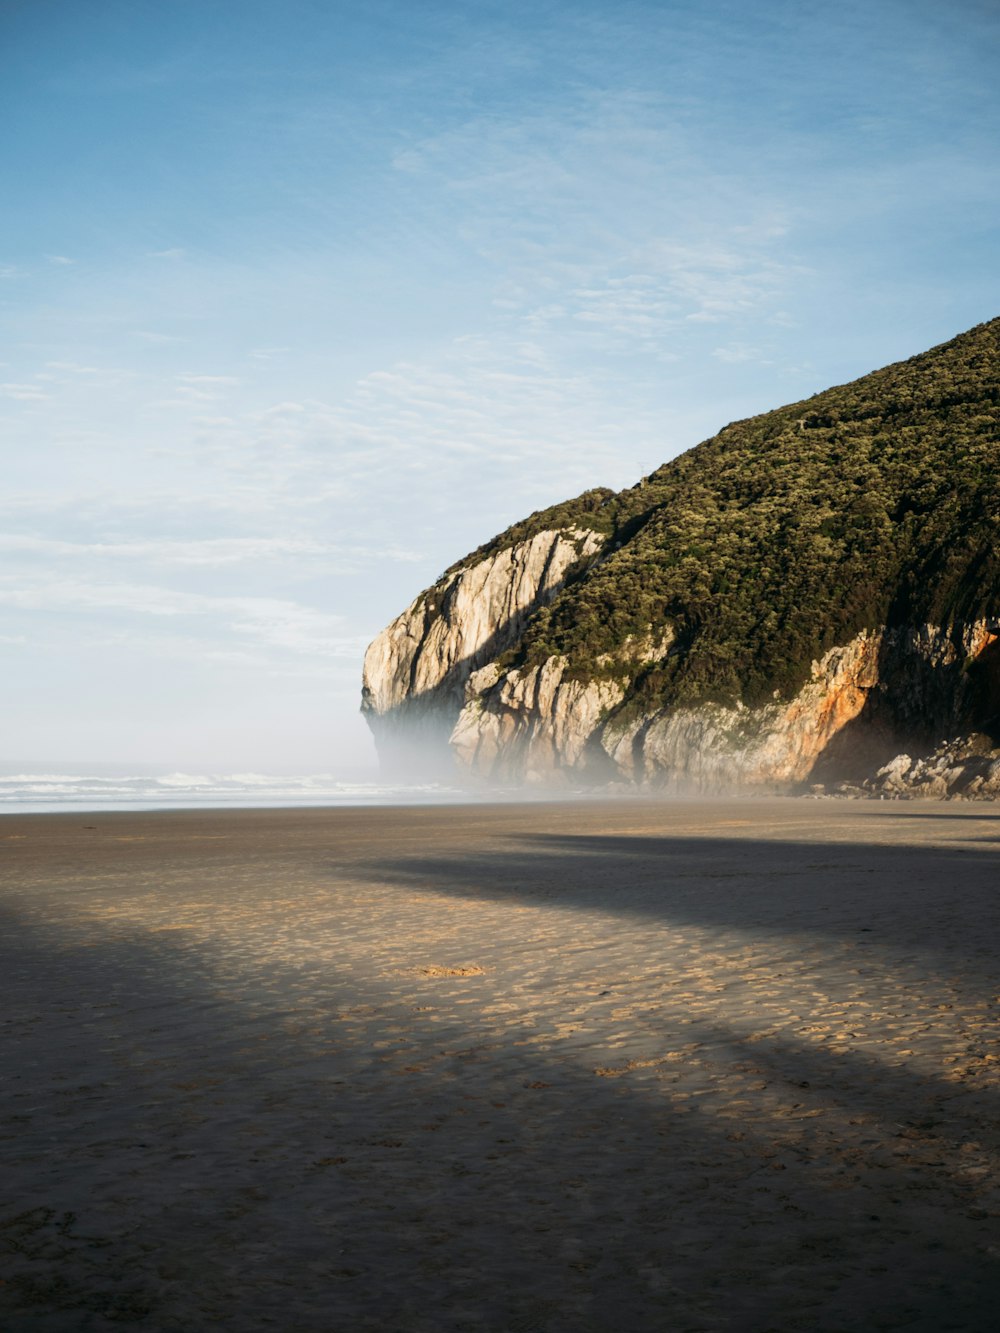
left=445, top=317, right=1000, bottom=712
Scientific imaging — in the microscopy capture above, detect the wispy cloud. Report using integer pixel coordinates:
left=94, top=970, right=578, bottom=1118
left=170, top=372, right=241, bottom=403
left=82, top=626, right=365, bottom=679
left=712, top=343, right=770, bottom=365
left=43, top=360, right=103, bottom=375
left=0, top=576, right=362, bottom=657
left=178, top=374, right=240, bottom=386
left=650, top=240, right=799, bottom=323
left=249, top=346, right=291, bottom=361
left=201, top=334, right=668, bottom=512
left=509, top=238, right=804, bottom=357
left=0, top=534, right=421, bottom=568
left=131, top=330, right=183, bottom=343
left=391, top=92, right=808, bottom=362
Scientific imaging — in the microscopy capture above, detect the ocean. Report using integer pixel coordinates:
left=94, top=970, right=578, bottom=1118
left=0, top=770, right=473, bottom=814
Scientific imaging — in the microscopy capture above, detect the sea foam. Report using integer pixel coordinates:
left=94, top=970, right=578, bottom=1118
left=0, top=771, right=469, bottom=814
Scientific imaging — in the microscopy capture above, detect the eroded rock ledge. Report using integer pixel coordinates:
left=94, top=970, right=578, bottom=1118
left=819, top=733, right=1000, bottom=800
left=448, top=620, right=999, bottom=793
left=361, top=528, right=604, bottom=774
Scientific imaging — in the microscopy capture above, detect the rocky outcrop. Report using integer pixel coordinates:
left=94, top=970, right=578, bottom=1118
left=361, top=528, right=603, bottom=773
left=364, top=607, right=1000, bottom=793
left=360, top=319, right=1000, bottom=793
left=827, top=733, right=1000, bottom=800
left=450, top=634, right=876, bottom=789
left=446, top=620, right=999, bottom=793
left=601, top=632, right=883, bottom=792
left=451, top=657, right=625, bottom=784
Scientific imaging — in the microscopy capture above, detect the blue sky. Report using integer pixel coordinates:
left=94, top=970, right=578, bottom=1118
left=2, top=0, right=998, bottom=771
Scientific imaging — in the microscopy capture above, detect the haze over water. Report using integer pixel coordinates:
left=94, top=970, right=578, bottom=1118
left=0, top=769, right=472, bottom=814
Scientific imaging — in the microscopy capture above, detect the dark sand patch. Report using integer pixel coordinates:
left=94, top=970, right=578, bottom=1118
left=1, top=799, right=998, bottom=1330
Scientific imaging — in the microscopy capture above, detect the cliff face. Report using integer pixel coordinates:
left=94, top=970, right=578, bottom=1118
left=361, top=318, right=1000, bottom=793
left=361, top=528, right=604, bottom=773
left=448, top=621, right=998, bottom=792
left=601, top=632, right=884, bottom=791
left=450, top=656, right=626, bottom=783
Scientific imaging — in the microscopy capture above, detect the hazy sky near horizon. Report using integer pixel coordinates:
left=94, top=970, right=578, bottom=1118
left=2, top=0, right=999, bottom=772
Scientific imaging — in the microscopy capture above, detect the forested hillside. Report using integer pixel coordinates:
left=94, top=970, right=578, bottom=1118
left=470, top=317, right=1000, bottom=712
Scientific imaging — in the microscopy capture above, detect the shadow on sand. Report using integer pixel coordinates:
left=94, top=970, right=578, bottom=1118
left=2, top=813, right=999, bottom=1331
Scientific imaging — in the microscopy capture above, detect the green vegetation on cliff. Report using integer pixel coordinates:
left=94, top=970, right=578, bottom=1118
left=439, top=486, right=619, bottom=578
left=456, top=317, right=1000, bottom=712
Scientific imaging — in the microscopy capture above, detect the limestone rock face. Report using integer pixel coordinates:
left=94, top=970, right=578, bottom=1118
left=448, top=623, right=994, bottom=792
left=609, top=622, right=996, bottom=792
left=604, top=631, right=883, bottom=792
left=361, top=528, right=604, bottom=773
left=451, top=656, right=625, bottom=784
left=448, top=633, right=872, bottom=790
left=364, top=587, right=1000, bottom=792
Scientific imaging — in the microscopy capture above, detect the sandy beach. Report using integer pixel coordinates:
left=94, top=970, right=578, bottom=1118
left=2, top=798, right=999, bottom=1331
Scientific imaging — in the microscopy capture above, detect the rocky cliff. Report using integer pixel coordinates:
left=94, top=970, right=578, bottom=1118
left=362, top=318, right=1000, bottom=794
left=361, top=528, right=604, bottom=774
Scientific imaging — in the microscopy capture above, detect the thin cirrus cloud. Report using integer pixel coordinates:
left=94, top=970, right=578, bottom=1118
left=169, top=373, right=241, bottom=404
left=712, top=344, right=769, bottom=365
left=131, top=330, right=182, bottom=344
left=0, top=534, right=422, bottom=569
left=176, top=374, right=240, bottom=388
left=391, top=94, right=800, bottom=280
left=517, top=247, right=795, bottom=351
left=390, top=111, right=811, bottom=368
left=138, top=337, right=673, bottom=530
left=42, top=361, right=104, bottom=375
left=87, top=629, right=360, bottom=680
left=0, top=576, right=362, bottom=658
left=248, top=335, right=666, bottom=471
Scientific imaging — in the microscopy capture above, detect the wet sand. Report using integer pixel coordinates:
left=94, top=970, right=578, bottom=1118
left=2, top=798, right=999, bottom=1331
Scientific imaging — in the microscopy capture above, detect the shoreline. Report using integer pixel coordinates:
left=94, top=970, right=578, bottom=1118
left=4, top=783, right=999, bottom=817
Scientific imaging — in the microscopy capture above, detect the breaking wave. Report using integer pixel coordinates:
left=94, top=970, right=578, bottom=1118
left=0, top=771, right=471, bottom=814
